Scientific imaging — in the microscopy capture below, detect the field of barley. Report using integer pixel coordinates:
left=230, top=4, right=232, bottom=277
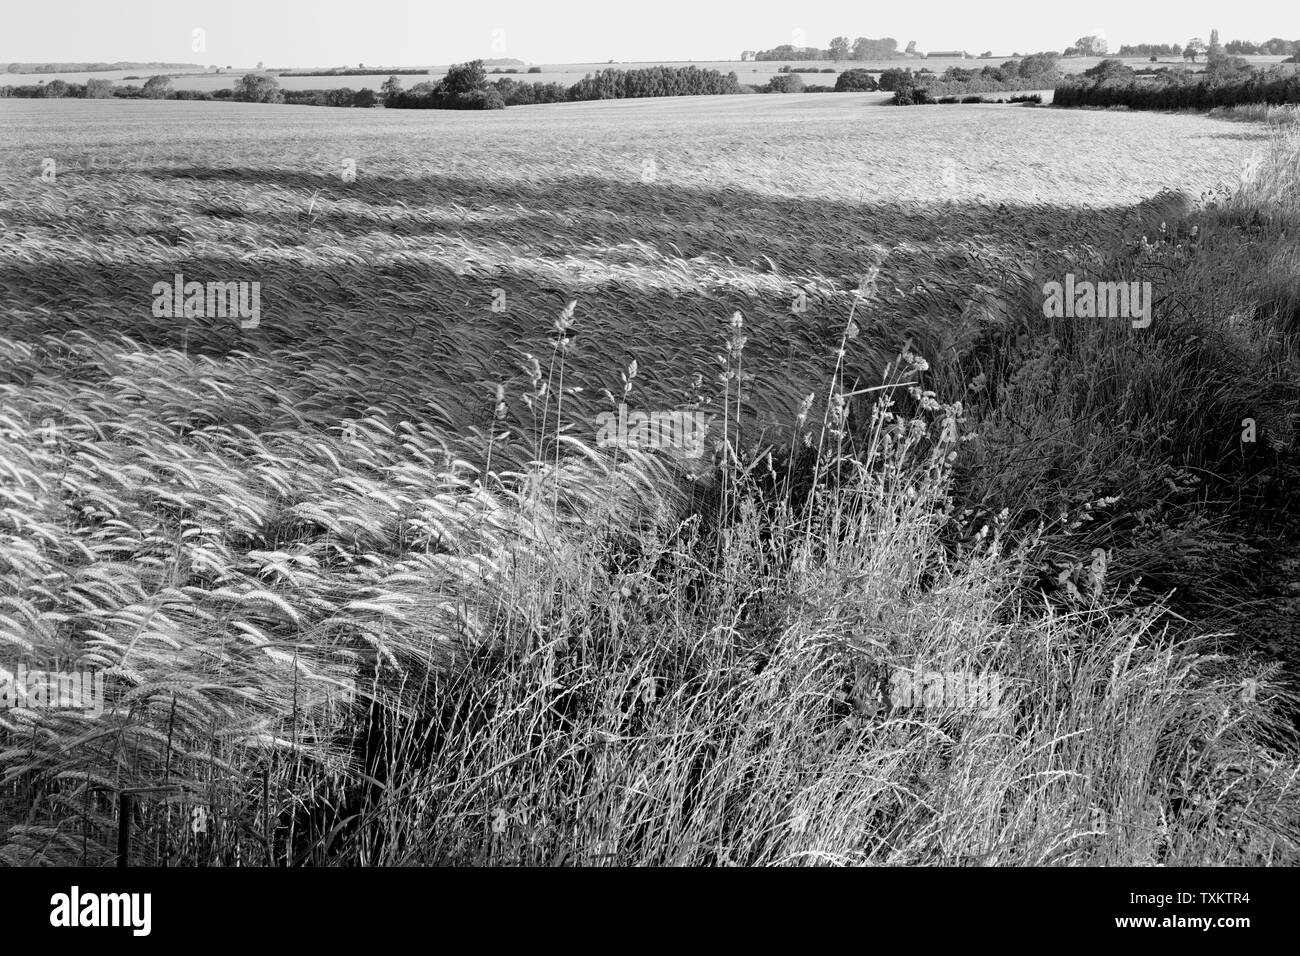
left=2, top=94, right=1298, bottom=866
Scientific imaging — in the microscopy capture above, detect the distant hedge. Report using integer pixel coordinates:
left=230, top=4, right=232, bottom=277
left=565, top=65, right=743, bottom=100
left=1054, top=69, right=1300, bottom=110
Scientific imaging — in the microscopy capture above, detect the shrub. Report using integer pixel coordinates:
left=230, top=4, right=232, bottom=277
left=142, top=75, right=172, bottom=99
left=893, top=84, right=934, bottom=105
left=835, top=68, right=879, bottom=92
left=527, top=66, right=541, bottom=73
left=766, top=73, right=805, bottom=94
left=442, top=59, right=488, bottom=96
left=233, top=72, right=283, bottom=103
left=456, top=87, right=505, bottom=110
left=878, top=68, right=913, bottom=91
left=1084, top=59, right=1135, bottom=81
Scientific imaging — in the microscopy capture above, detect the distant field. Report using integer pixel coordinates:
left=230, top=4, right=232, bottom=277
left=0, top=93, right=1259, bottom=449
left=4, top=55, right=1290, bottom=92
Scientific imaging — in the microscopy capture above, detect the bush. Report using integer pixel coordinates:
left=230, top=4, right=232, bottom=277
left=527, top=66, right=541, bottom=73
left=878, top=68, right=913, bottom=92
left=834, top=68, right=879, bottom=92
left=233, top=72, right=283, bottom=103
left=442, top=59, right=488, bottom=96
left=1084, top=59, right=1135, bottom=81
left=766, top=73, right=805, bottom=94
left=893, top=84, right=934, bottom=105
left=1206, top=56, right=1254, bottom=83
left=142, top=75, right=172, bottom=99
left=961, top=94, right=984, bottom=104
left=456, top=88, right=505, bottom=110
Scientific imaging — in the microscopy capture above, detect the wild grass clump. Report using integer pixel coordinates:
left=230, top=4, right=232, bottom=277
left=1210, top=104, right=1300, bottom=125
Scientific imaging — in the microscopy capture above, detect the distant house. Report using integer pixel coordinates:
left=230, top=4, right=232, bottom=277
left=927, top=51, right=970, bottom=59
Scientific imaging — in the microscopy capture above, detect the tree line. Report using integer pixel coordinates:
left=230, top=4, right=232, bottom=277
left=1054, top=63, right=1300, bottom=110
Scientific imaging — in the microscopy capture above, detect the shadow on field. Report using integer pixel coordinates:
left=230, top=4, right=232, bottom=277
left=1, top=166, right=1192, bottom=445
left=126, top=165, right=1183, bottom=274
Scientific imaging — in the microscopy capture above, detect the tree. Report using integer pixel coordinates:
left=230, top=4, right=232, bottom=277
left=1072, top=35, right=1107, bottom=56
left=1018, top=52, right=1060, bottom=77
left=1083, top=58, right=1134, bottom=80
left=142, top=75, right=172, bottom=98
left=441, top=59, right=487, bottom=96
left=767, top=73, right=804, bottom=93
left=834, top=68, right=878, bottom=91
left=352, top=88, right=378, bottom=107
left=1207, top=29, right=1223, bottom=60
left=878, top=67, right=913, bottom=91
left=891, top=71, right=932, bottom=105
left=233, top=72, right=283, bottom=103
left=829, top=37, right=851, bottom=61
left=1206, top=55, right=1251, bottom=82
left=979, top=50, right=992, bottom=59
left=1184, top=38, right=1206, bottom=62
left=40, top=79, right=69, bottom=98
left=380, top=74, right=403, bottom=103
left=904, top=41, right=917, bottom=56
left=85, top=78, right=114, bottom=98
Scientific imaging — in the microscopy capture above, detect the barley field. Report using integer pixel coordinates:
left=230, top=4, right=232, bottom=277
left=2, top=93, right=1298, bottom=866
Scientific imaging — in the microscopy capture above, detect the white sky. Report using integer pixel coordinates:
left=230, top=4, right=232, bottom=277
left=0, top=0, right=1292, bottom=67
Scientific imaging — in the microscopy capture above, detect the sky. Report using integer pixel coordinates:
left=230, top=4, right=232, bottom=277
left=1, top=0, right=1293, bottom=68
